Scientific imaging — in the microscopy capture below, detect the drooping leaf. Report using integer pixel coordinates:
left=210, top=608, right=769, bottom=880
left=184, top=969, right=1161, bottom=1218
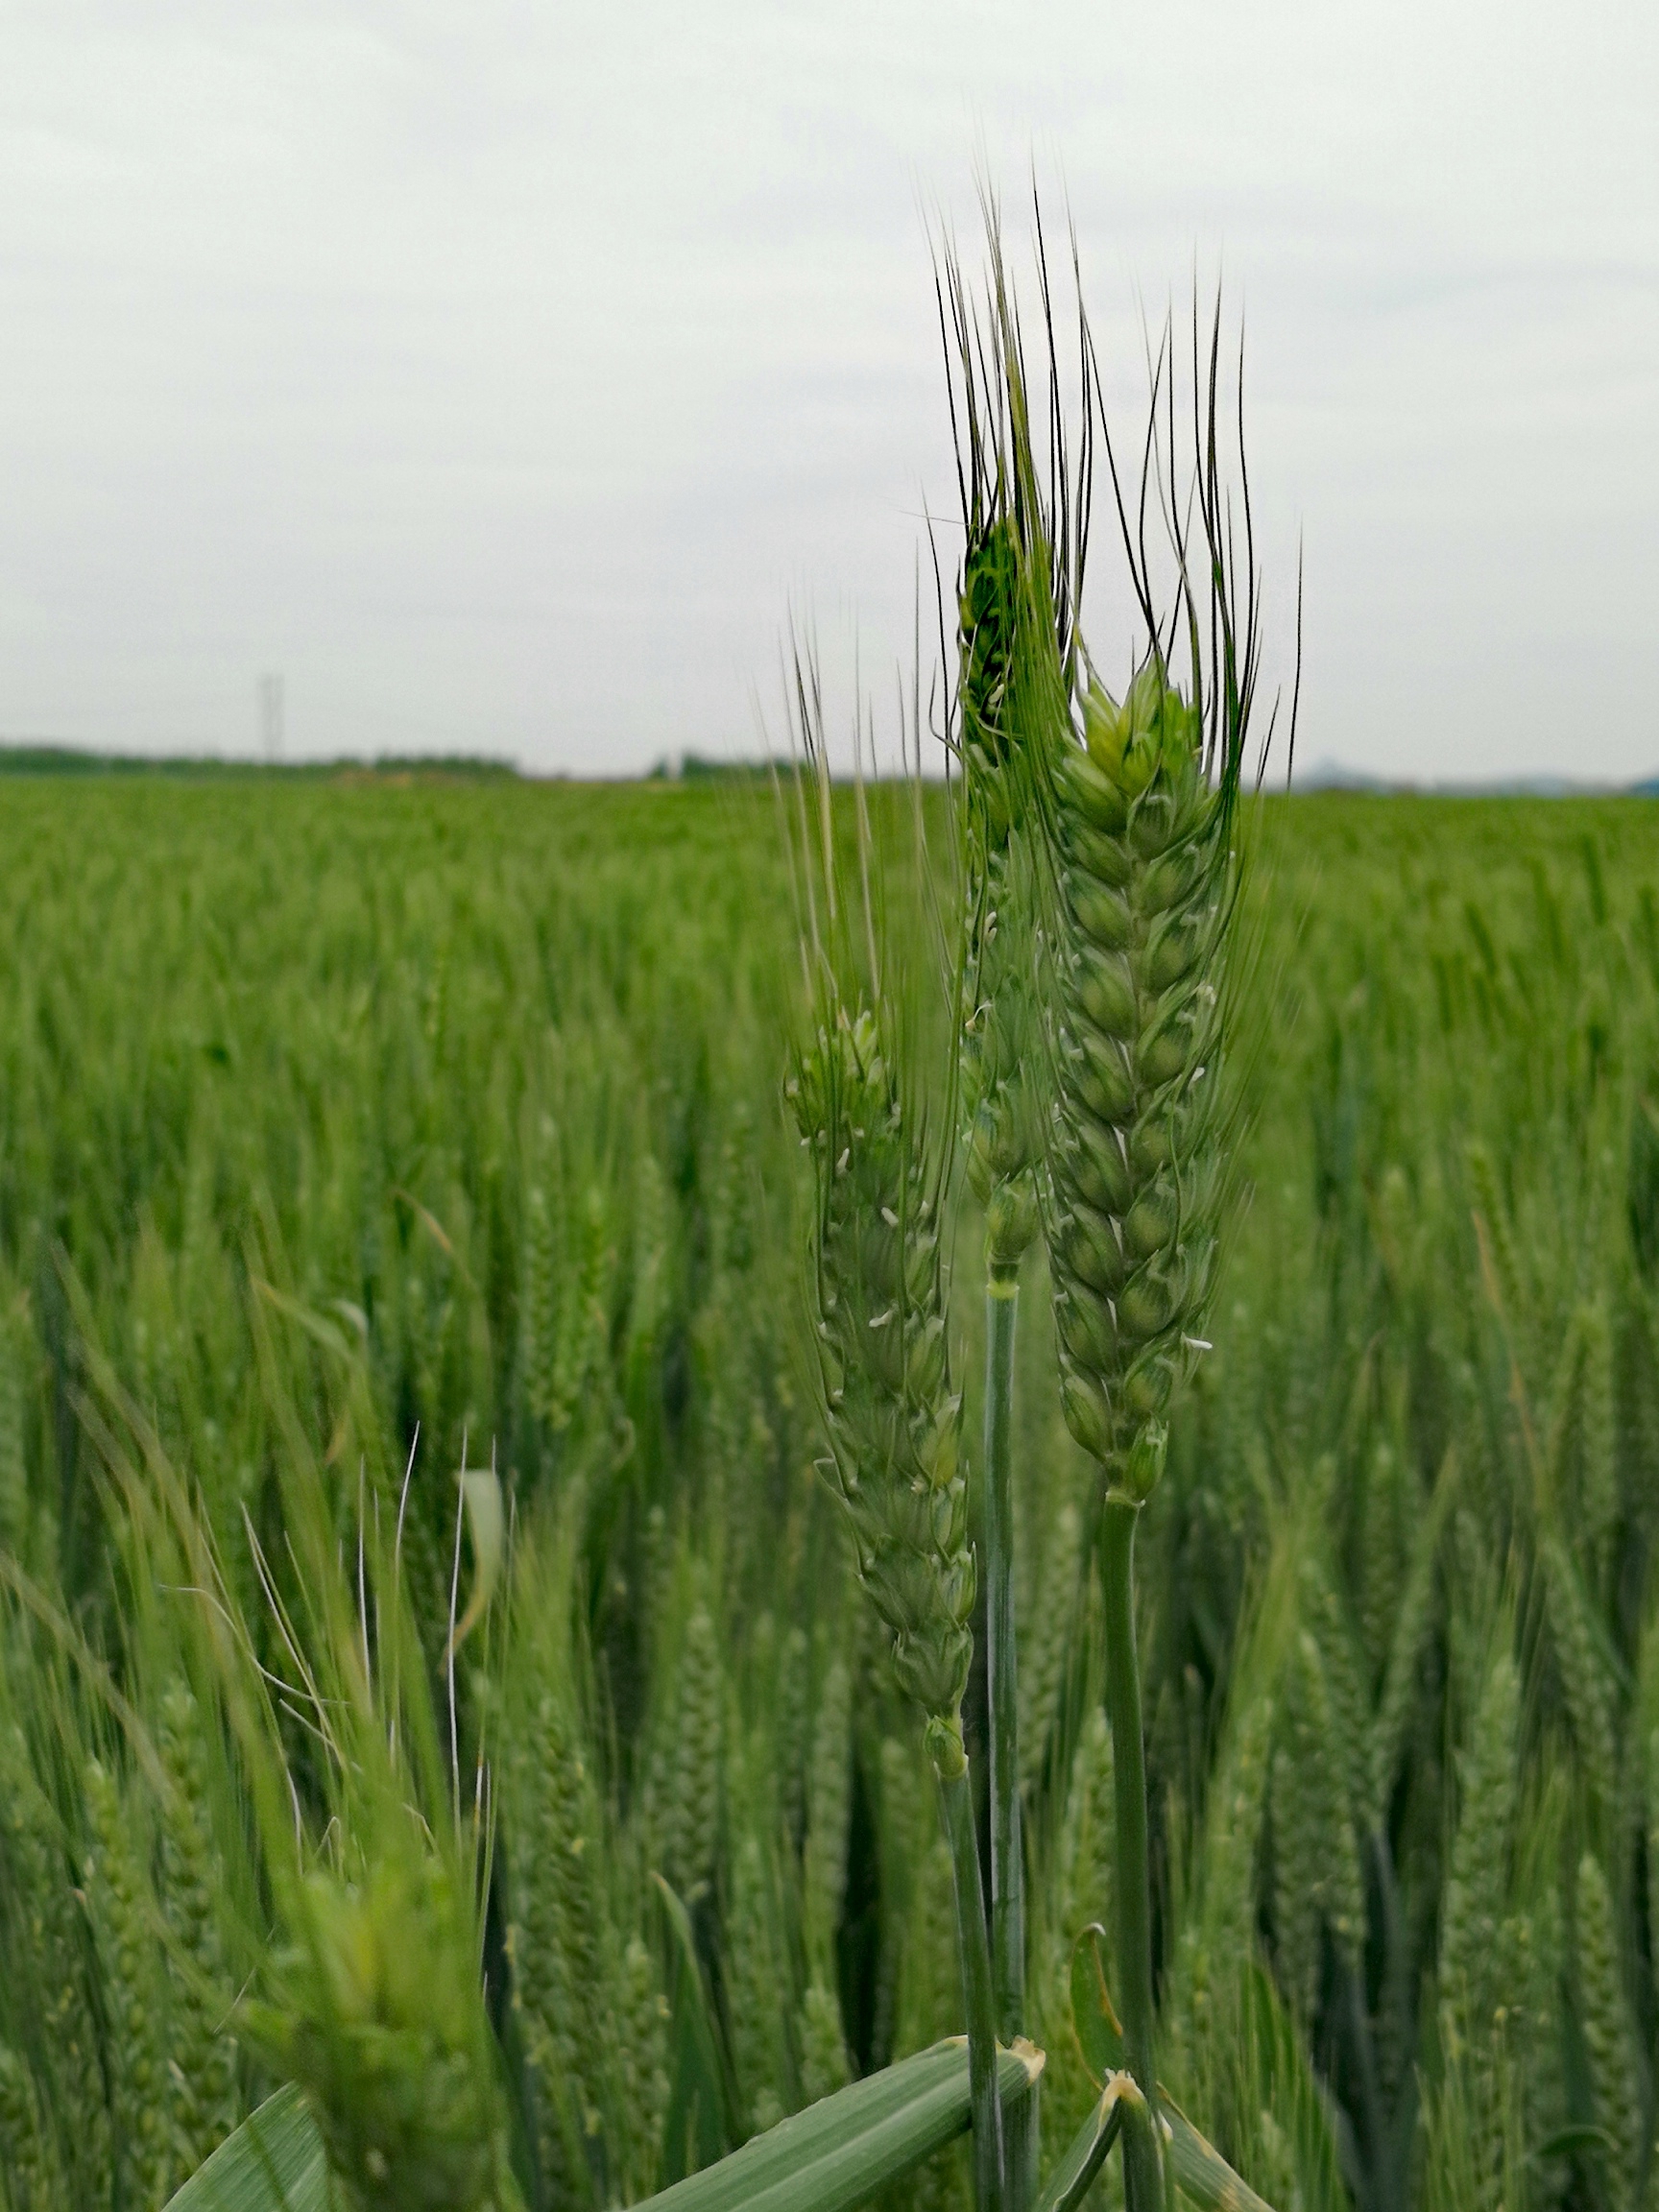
left=446, top=1463, right=506, bottom=1656
left=1069, top=1923, right=1126, bottom=2083
left=1533, top=2125, right=1617, bottom=2163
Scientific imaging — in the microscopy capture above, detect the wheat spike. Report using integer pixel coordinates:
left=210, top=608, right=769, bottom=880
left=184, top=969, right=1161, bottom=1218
left=790, top=1006, right=974, bottom=1760
left=520, top=1125, right=563, bottom=1426
left=1440, top=1652, right=1521, bottom=2043
left=255, top=1850, right=511, bottom=2212
left=1543, top=1535, right=1617, bottom=1815
left=803, top=1657, right=853, bottom=1969
left=776, top=1625, right=812, bottom=1853
left=0, top=1732, right=111, bottom=2203
left=1305, top=1555, right=1377, bottom=1833
left=1467, top=1141, right=1533, bottom=1378
left=1358, top=1439, right=1407, bottom=1690
left=1576, top=1851, right=1643, bottom=2211
left=613, top=1932, right=670, bottom=2200
left=1167, top=1686, right=1274, bottom=2099
left=505, top=1688, right=606, bottom=2199
left=895, top=1826, right=959, bottom=2061
left=1272, top=1632, right=1362, bottom=2019
left=797, top=1979, right=852, bottom=2107
left=1045, top=659, right=1238, bottom=1499
left=725, top=1829, right=790, bottom=2137
left=1437, top=1650, right=1522, bottom=2212
left=0, top=2043, right=63, bottom=2212
left=84, top=1755, right=178, bottom=2210
left=1579, top=1297, right=1618, bottom=1594
left=157, top=1682, right=241, bottom=2169
left=1373, top=1457, right=1452, bottom=1811
left=796, top=1653, right=854, bottom=2100
left=956, top=512, right=1047, bottom=1266
left=664, top=1601, right=724, bottom=1905
left=0, top=1302, right=27, bottom=1559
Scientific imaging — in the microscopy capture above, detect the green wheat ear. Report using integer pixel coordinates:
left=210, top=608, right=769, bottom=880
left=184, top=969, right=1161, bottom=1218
left=0, top=1729, right=112, bottom=2202
left=945, top=226, right=1085, bottom=1281
left=1045, top=654, right=1238, bottom=1498
left=788, top=1003, right=974, bottom=1752
left=0, top=2042, right=64, bottom=2210
left=252, top=1849, right=516, bottom=2212
left=783, top=678, right=1006, bottom=2212
left=84, top=1753, right=178, bottom=2209
left=787, top=1006, right=1007, bottom=2199
left=1575, top=1850, right=1644, bottom=2210
left=956, top=514, right=1048, bottom=1271
left=157, top=1679, right=242, bottom=2168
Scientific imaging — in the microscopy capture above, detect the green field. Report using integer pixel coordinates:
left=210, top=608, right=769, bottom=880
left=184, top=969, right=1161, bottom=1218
left=0, top=776, right=1656, bottom=2212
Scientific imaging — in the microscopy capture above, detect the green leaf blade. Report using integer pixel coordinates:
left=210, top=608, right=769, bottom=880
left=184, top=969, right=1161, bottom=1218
left=1032, top=2087, right=1122, bottom=2212
left=1164, top=2095, right=1277, bottom=2212
left=633, top=2040, right=1041, bottom=2212
left=163, top=2085, right=329, bottom=2212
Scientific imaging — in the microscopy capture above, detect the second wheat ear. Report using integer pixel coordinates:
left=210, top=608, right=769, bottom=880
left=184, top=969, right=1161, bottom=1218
left=790, top=1001, right=1003, bottom=2212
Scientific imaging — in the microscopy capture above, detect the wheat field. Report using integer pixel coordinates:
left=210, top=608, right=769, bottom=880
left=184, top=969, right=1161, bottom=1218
left=0, top=761, right=1653, bottom=2212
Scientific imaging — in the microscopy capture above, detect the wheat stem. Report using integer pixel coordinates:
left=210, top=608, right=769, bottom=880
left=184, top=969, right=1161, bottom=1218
left=984, top=1274, right=1024, bottom=2040
left=983, top=1269, right=1037, bottom=2212
left=1098, top=1499, right=1162, bottom=2212
left=936, top=1737, right=1005, bottom=2212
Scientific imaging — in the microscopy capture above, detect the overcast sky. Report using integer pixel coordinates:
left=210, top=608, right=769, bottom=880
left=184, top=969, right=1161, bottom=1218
left=3, top=3, right=1656, bottom=781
